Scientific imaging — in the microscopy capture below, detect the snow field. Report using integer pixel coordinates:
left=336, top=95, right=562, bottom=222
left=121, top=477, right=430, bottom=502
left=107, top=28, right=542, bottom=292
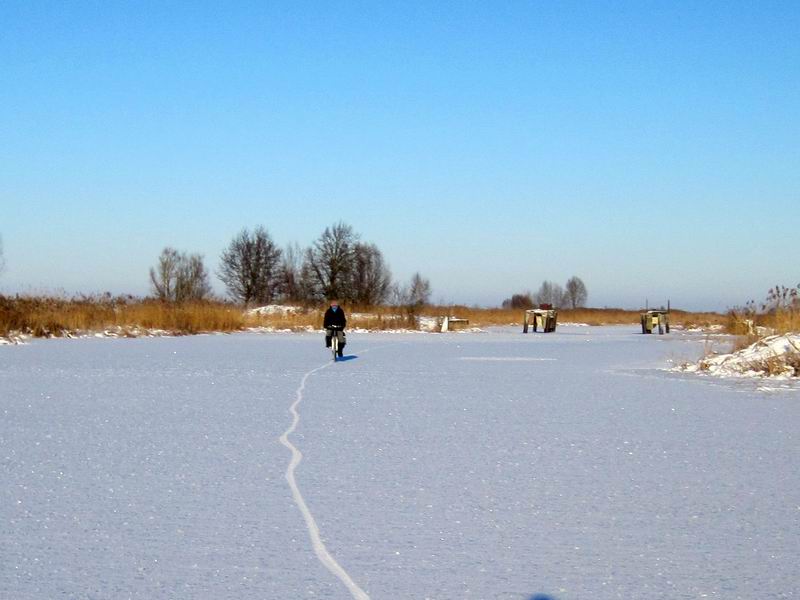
left=280, top=360, right=369, bottom=599
left=1, top=327, right=799, bottom=599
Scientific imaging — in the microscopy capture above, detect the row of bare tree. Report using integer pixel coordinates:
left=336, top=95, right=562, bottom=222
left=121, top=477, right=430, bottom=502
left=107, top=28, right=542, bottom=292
left=502, top=277, right=588, bottom=310
left=150, top=222, right=432, bottom=307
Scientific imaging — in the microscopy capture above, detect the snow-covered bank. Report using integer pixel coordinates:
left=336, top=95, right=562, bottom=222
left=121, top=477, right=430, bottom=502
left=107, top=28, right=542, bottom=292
left=675, top=333, right=800, bottom=379
left=245, top=304, right=304, bottom=316
left=1, top=326, right=186, bottom=342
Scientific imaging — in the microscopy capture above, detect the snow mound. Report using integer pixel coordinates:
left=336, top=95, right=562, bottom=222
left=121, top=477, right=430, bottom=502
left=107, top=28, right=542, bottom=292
left=349, top=312, right=403, bottom=320
left=348, top=327, right=423, bottom=334
left=677, top=333, right=800, bottom=379
left=246, top=324, right=315, bottom=333
left=89, top=327, right=174, bottom=338
left=1, top=327, right=177, bottom=343
left=417, top=316, right=439, bottom=332
left=246, top=305, right=303, bottom=316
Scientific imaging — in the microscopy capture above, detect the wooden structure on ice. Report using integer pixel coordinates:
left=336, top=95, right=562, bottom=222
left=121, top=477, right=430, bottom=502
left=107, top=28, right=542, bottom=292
left=523, top=306, right=558, bottom=333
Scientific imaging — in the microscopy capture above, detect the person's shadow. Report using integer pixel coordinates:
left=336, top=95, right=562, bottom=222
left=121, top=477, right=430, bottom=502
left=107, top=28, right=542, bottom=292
left=527, top=595, right=556, bottom=600
left=336, top=355, right=358, bottom=362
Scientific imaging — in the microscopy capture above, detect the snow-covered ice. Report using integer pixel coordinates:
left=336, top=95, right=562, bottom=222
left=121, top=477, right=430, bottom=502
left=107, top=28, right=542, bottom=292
left=2, top=326, right=799, bottom=599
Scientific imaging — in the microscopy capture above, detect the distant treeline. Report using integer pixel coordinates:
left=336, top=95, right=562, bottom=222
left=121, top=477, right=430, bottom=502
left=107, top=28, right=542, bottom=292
left=149, top=222, right=590, bottom=311
left=149, top=222, right=431, bottom=308
left=503, top=277, right=588, bottom=310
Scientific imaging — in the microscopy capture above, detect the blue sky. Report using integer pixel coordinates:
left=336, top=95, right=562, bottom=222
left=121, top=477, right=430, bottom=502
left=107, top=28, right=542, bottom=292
left=1, top=1, right=798, bottom=310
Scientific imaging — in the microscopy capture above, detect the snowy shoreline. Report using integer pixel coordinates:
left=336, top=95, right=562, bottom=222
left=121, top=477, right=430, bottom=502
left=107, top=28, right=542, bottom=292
left=7, top=323, right=798, bottom=382
left=673, top=333, right=800, bottom=379
left=0, top=324, right=483, bottom=343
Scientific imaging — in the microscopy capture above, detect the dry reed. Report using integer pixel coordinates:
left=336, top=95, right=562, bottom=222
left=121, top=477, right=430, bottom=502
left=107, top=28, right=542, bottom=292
left=0, top=295, right=245, bottom=337
left=1, top=295, right=730, bottom=339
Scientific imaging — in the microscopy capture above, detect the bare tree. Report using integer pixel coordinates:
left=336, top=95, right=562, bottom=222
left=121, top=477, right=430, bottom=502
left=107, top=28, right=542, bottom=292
left=388, top=282, right=409, bottom=306
left=502, top=292, right=534, bottom=309
left=350, top=242, right=392, bottom=306
left=150, top=247, right=181, bottom=301
left=277, top=242, right=304, bottom=303
left=533, top=280, right=566, bottom=307
left=218, top=227, right=282, bottom=305
left=305, top=222, right=357, bottom=301
left=175, top=253, right=212, bottom=302
left=565, top=276, right=588, bottom=309
left=150, top=247, right=211, bottom=302
left=408, top=272, right=431, bottom=308
left=297, top=258, right=320, bottom=304
left=390, top=272, right=431, bottom=327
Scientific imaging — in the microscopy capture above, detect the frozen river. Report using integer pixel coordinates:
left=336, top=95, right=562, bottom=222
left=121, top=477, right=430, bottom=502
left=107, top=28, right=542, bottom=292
left=2, top=326, right=799, bottom=599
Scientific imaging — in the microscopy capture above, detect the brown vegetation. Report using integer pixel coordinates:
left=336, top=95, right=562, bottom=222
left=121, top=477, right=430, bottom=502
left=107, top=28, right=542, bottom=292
left=1, top=294, right=730, bottom=340
left=726, top=284, right=800, bottom=338
left=0, top=295, right=244, bottom=337
left=746, top=309, right=800, bottom=336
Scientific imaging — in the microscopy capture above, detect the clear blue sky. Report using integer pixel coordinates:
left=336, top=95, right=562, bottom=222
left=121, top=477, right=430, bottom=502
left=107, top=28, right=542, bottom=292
left=1, top=1, right=798, bottom=311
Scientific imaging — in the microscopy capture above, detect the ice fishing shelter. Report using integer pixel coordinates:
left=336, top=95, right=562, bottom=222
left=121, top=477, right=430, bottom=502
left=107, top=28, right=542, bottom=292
left=439, top=316, right=469, bottom=332
left=640, top=310, right=670, bottom=334
left=523, top=305, right=558, bottom=333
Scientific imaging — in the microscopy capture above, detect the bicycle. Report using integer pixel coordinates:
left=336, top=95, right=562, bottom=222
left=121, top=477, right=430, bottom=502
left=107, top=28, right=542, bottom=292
left=327, top=324, right=345, bottom=361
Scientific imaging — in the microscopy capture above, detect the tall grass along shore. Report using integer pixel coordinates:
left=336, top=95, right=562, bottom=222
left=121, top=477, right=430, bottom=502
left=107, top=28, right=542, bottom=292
left=1, top=294, right=732, bottom=340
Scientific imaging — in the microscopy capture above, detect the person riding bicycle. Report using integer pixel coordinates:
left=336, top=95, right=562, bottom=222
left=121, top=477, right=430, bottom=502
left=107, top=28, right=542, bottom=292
left=323, top=299, right=347, bottom=357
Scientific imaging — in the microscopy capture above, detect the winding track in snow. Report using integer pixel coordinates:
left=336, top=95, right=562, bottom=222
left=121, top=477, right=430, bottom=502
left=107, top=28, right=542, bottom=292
left=279, top=361, right=370, bottom=600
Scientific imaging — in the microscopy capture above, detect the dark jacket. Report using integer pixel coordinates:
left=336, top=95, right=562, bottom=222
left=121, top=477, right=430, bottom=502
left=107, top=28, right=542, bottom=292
left=323, top=306, right=347, bottom=329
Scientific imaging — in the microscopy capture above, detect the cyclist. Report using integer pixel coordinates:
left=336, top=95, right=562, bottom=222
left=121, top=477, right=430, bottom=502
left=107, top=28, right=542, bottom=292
left=323, top=299, right=347, bottom=357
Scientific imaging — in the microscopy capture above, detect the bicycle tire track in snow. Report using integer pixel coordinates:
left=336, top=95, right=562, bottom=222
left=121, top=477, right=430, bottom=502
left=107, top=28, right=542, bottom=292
left=279, top=361, right=370, bottom=600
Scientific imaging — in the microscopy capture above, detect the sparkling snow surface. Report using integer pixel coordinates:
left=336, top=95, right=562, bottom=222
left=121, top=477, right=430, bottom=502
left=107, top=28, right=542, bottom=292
left=2, top=327, right=799, bottom=599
